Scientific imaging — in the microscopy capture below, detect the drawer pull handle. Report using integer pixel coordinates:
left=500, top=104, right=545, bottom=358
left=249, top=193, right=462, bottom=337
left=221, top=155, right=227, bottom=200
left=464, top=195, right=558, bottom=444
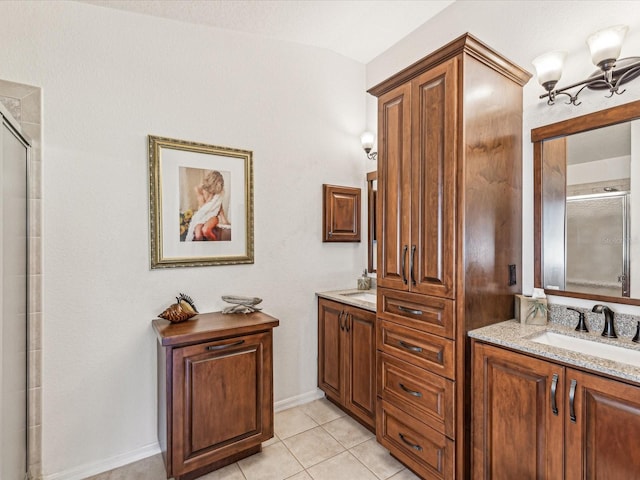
left=397, top=305, right=423, bottom=316
left=399, top=340, right=423, bottom=353
left=399, top=433, right=423, bottom=452
left=399, top=383, right=423, bottom=398
left=550, top=373, right=559, bottom=416
left=207, top=340, right=245, bottom=351
left=569, top=379, right=577, bottom=423
left=339, top=311, right=345, bottom=331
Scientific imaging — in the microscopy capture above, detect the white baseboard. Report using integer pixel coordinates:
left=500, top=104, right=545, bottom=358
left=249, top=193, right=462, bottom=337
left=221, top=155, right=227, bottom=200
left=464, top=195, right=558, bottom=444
left=43, top=390, right=325, bottom=480
left=274, top=389, right=325, bottom=412
left=43, top=443, right=161, bottom=480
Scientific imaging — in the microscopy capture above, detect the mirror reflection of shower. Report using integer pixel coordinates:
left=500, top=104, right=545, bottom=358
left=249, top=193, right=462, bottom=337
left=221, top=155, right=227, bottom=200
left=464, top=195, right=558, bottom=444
left=566, top=190, right=630, bottom=297
left=565, top=120, right=633, bottom=298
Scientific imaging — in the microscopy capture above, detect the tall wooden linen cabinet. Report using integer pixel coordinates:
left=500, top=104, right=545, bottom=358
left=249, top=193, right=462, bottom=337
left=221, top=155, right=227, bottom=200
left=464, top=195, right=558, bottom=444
left=369, top=34, right=530, bottom=479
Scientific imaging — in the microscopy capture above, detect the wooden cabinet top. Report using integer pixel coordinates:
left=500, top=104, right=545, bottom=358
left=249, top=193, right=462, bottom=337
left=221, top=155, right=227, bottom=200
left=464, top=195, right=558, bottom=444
left=152, top=311, right=279, bottom=347
left=368, top=33, right=531, bottom=97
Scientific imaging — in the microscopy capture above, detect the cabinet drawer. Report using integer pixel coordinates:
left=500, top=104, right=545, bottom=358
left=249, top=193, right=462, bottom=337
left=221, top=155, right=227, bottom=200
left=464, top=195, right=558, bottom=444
left=377, top=352, right=454, bottom=438
left=377, top=399, right=454, bottom=480
left=378, top=288, right=454, bottom=339
left=378, top=319, right=455, bottom=380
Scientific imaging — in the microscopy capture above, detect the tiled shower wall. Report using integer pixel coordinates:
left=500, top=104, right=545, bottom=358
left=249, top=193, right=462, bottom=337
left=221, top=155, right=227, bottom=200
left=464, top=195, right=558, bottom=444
left=0, top=78, right=42, bottom=480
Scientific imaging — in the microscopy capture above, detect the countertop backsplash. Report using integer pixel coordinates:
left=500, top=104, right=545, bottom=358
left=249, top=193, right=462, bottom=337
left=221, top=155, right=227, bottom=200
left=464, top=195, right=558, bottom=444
left=549, top=303, right=640, bottom=339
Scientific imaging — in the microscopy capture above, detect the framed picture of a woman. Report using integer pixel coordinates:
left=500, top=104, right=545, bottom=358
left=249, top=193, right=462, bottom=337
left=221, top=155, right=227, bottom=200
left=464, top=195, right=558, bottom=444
left=149, top=135, right=254, bottom=268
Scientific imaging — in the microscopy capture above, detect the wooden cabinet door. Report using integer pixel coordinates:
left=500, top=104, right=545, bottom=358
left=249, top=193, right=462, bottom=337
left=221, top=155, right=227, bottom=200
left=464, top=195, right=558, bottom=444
left=410, top=58, right=456, bottom=299
left=345, top=307, right=376, bottom=427
left=472, top=343, right=564, bottom=480
left=564, top=369, right=640, bottom=480
left=377, top=82, right=412, bottom=292
left=323, top=184, right=361, bottom=242
left=318, top=299, right=345, bottom=402
left=171, top=332, right=272, bottom=476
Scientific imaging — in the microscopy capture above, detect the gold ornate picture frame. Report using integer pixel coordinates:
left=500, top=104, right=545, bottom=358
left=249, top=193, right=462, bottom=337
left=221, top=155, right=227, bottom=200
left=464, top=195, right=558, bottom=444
left=148, top=135, right=254, bottom=268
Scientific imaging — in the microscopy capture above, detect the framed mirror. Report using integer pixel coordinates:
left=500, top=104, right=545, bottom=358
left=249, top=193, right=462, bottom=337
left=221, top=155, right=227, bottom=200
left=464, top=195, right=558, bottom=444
left=367, top=171, right=377, bottom=274
left=533, top=100, right=640, bottom=306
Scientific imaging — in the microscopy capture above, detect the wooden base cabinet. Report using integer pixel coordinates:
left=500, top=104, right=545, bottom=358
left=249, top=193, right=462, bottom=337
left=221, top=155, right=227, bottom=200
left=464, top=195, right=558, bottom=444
left=318, top=298, right=376, bottom=429
left=472, top=341, right=640, bottom=479
left=153, top=312, right=279, bottom=480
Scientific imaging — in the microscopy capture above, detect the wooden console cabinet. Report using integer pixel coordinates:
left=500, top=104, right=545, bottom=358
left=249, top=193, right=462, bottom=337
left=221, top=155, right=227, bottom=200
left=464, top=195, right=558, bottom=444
left=472, top=341, right=640, bottom=479
left=153, top=312, right=279, bottom=480
left=318, top=297, right=376, bottom=429
left=369, top=33, right=530, bottom=479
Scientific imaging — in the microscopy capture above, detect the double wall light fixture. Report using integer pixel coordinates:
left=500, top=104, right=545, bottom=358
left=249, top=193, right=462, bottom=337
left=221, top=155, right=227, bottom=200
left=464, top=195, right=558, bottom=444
left=360, top=131, right=377, bottom=161
left=533, top=25, right=640, bottom=106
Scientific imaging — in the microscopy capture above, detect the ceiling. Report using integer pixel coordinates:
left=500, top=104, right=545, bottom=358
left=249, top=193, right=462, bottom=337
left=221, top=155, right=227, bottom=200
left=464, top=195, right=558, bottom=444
left=76, top=0, right=455, bottom=63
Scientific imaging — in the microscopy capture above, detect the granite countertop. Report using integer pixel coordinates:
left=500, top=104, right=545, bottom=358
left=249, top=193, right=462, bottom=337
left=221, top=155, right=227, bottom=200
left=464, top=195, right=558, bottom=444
left=469, top=320, right=640, bottom=385
left=316, top=288, right=377, bottom=312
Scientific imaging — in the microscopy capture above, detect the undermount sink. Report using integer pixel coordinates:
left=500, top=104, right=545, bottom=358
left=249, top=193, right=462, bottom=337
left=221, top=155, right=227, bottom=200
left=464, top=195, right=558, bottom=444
left=342, top=291, right=377, bottom=304
left=530, top=331, right=640, bottom=367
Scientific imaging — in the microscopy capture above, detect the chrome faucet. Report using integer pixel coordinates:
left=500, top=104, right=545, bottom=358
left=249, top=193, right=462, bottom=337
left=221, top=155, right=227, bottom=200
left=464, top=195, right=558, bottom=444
left=592, top=304, right=617, bottom=338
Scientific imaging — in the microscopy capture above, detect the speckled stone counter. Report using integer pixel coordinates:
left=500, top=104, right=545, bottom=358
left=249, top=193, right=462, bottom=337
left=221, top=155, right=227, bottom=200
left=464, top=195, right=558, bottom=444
left=316, top=288, right=376, bottom=312
left=469, top=320, right=640, bottom=385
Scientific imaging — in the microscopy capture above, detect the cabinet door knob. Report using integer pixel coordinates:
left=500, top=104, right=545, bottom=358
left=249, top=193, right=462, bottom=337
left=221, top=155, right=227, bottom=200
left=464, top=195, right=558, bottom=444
left=206, top=340, right=245, bottom=351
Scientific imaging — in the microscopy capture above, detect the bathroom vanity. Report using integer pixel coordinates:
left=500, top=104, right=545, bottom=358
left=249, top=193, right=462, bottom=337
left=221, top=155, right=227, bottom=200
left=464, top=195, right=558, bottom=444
left=152, top=311, right=279, bottom=480
left=316, top=290, right=377, bottom=430
left=470, top=320, right=640, bottom=478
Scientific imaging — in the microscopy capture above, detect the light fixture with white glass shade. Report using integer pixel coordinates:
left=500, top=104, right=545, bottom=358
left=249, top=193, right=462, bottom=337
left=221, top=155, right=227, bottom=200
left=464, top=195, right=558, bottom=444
left=360, top=131, right=377, bottom=161
left=533, top=25, right=640, bottom=106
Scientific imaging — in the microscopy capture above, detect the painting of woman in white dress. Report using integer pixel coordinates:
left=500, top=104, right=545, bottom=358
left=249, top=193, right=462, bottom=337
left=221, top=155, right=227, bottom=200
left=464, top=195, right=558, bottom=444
left=179, top=168, right=231, bottom=242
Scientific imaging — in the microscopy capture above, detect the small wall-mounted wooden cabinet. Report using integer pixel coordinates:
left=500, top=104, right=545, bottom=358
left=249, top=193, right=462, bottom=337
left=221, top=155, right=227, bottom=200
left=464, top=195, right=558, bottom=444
left=318, top=298, right=375, bottom=429
left=153, top=312, right=279, bottom=480
left=472, top=341, right=640, bottom=479
left=322, top=184, right=361, bottom=242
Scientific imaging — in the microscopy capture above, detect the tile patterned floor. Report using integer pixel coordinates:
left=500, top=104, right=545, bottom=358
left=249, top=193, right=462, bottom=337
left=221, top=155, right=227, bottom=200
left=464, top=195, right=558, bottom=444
left=86, top=398, right=420, bottom=480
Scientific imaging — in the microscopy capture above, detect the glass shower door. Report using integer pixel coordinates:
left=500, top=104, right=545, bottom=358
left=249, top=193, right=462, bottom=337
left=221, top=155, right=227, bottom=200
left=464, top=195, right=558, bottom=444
left=566, top=192, right=630, bottom=297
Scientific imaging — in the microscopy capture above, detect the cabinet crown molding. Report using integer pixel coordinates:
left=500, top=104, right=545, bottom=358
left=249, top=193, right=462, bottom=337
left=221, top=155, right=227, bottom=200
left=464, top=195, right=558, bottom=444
left=368, top=33, right=532, bottom=98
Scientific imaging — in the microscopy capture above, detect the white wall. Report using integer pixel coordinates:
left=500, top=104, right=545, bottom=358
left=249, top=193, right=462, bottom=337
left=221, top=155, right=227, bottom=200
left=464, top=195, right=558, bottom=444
left=366, top=0, right=640, bottom=313
left=0, top=1, right=369, bottom=477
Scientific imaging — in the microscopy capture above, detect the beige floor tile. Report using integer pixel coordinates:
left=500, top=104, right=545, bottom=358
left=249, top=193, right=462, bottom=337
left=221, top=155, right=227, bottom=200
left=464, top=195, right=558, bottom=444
left=285, top=471, right=313, bottom=480
left=321, top=416, right=374, bottom=449
left=85, top=454, right=167, bottom=480
left=283, top=426, right=345, bottom=468
left=349, top=438, right=404, bottom=479
left=238, top=441, right=304, bottom=480
left=299, top=398, right=345, bottom=425
left=199, top=462, right=246, bottom=480
left=306, top=451, right=378, bottom=480
left=388, top=468, right=421, bottom=480
left=275, top=407, right=319, bottom=439
left=263, top=433, right=280, bottom=447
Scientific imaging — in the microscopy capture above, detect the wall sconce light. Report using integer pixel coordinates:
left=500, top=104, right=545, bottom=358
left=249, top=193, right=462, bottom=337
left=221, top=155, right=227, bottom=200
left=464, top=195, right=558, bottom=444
left=533, top=25, right=640, bottom=106
left=360, top=131, right=377, bottom=161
